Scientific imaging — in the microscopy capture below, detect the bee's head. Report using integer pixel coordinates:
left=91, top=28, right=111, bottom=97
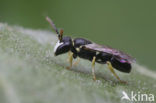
left=46, top=17, right=73, bottom=56
left=54, top=36, right=72, bottom=56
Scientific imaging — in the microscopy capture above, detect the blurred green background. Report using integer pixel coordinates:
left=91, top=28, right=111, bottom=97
left=0, top=0, right=156, bottom=70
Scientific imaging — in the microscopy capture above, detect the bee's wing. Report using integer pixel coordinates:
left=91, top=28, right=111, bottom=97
left=84, top=43, right=136, bottom=63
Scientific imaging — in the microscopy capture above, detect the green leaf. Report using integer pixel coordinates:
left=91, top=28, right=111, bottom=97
left=0, top=23, right=156, bottom=103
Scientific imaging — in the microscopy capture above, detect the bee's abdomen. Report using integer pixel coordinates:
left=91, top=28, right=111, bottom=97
left=111, top=58, right=131, bottom=73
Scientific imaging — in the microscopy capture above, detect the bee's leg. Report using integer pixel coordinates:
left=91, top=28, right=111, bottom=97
left=67, top=52, right=71, bottom=61
left=66, top=52, right=73, bottom=69
left=73, top=57, right=80, bottom=66
left=92, top=56, right=96, bottom=81
left=106, top=61, right=126, bottom=83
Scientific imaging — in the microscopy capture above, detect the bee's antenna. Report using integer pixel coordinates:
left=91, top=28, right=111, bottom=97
left=59, top=29, right=63, bottom=41
left=46, top=16, right=59, bottom=35
left=46, top=16, right=63, bottom=41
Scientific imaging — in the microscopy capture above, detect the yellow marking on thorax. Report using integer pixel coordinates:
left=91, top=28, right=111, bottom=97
left=76, top=48, right=80, bottom=52
left=72, top=39, right=74, bottom=46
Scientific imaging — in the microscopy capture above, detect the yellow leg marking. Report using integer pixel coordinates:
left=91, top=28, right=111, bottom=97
left=73, top=57, right=80, bottom=66
left=67, top=52, right=71, bottom=61
left=66, top=52, right=73, bottom=69
left=92, top=56, right=96, bottom=81
left=106, top=61, right=121, bottom=82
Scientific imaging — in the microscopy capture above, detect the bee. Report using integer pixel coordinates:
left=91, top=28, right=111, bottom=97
left=46, top=17, right=135, bottom=83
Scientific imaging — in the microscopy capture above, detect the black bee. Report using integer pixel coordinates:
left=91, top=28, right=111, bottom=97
left=46, top=17, right=135, bottom=83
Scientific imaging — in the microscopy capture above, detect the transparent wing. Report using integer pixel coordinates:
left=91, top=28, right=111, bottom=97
left=84, top=43, right=136, bottom=63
